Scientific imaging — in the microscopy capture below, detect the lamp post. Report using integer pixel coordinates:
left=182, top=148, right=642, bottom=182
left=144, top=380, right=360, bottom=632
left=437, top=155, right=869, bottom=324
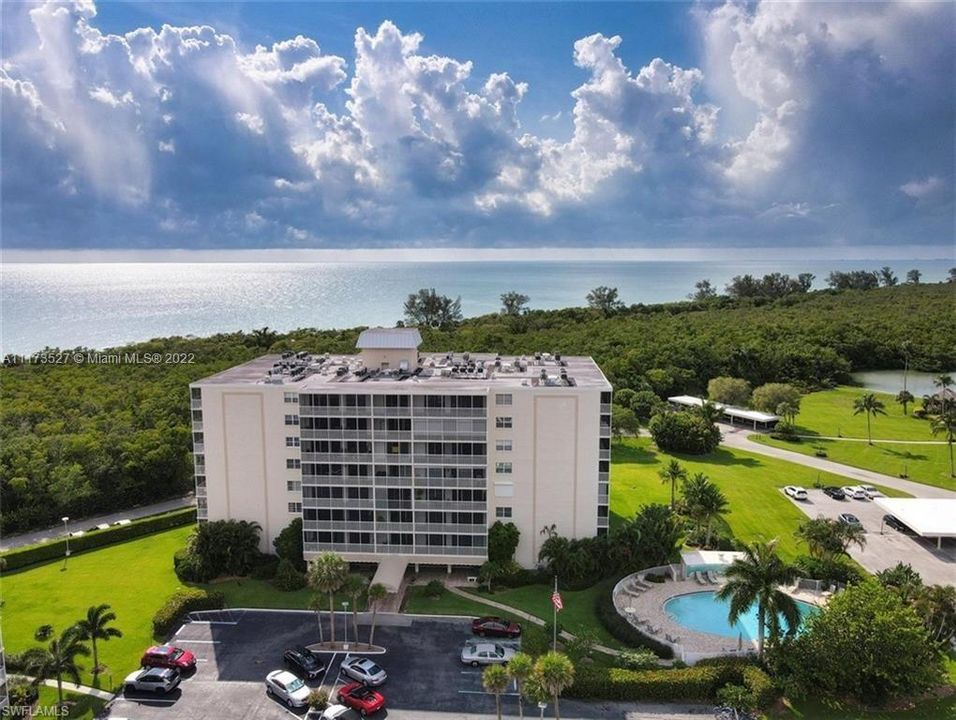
left=538, top=701, right=547, bottom=719
left=342, top=601, right=349, bottom=645
left=62, top=516, right=71, bottom=570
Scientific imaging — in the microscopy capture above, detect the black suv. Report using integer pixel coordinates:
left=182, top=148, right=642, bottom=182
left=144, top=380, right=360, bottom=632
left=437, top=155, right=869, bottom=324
left=883, top=514, right=912, bottom=534
left=283, top=646, right=325, bottom=680
left=822, top=486, right=846, bottom=500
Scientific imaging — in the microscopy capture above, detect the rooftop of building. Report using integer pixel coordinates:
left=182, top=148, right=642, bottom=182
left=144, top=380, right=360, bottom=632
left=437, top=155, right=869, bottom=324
left=194, top=350, right=610, bottom=390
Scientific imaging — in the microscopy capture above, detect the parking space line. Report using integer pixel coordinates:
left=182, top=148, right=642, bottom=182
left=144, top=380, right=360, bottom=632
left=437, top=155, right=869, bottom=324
left=458, top=689, right=521, bottom=696
left=318, top=652, right=339, bottom=692
left=175, top=639, right=221, bottom=644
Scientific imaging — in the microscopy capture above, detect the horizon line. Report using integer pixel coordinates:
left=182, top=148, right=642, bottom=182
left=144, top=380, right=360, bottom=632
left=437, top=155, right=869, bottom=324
left=2, top=245, right=954, bottom=264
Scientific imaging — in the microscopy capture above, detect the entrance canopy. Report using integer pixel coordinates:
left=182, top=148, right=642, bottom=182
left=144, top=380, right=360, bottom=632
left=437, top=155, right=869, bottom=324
left=681, top=549, right=746, bottom=574
left=874, top=498, right=956, bottom=543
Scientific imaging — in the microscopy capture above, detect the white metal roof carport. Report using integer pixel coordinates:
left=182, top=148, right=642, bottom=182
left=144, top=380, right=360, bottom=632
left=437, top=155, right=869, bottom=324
left=874, top=498, right=956, bottom=548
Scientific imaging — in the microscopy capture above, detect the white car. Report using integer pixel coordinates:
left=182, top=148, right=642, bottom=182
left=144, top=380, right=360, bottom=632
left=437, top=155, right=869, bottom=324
left=317, top=706, right=354, bottom=720
left=841, top=485, right=867, bottom=500
left=783, top=486, right=808, bottom=501
left=861, top=485, right=882, bottom=498
left=461, top=642, right=516, bottom=667
left=265, top=669, right=311, bottom=708
left=124, top=667, right=181, bottom=694
left=340, top=656, right=387, bottom=686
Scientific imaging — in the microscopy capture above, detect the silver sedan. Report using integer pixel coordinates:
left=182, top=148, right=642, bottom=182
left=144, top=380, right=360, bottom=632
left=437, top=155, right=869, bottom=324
left=340, top=656, right=387, bottom=686
left=461, top=642, right=515, bottom=667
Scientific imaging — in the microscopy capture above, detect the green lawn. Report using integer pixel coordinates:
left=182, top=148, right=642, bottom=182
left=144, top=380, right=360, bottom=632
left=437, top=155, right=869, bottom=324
left=403, top=585, right=500, bottom=616
left=752, top=436, right=955, bottom=492
left=33, top=686, right=108, bottom=720
left=749, top=386, right=956, bottom=491
left=610, top=437, right=910, bottom=560
left=1, top=525, right=193, bottom=690
left=781, top=386, right=941, bottom=441
left=199, top=578, right=366, bottom=611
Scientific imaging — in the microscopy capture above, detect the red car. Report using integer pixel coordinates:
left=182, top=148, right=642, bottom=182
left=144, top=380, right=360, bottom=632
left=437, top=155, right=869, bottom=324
left=140, top=645, right=197, bottom=671
left=338, top=682, right=385, bottom=716
left=471, top=616, right=521, bottom=638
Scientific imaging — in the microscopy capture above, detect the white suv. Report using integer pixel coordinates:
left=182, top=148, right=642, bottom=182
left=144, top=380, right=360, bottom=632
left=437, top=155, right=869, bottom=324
left=124, top=667, right=181, bottom=694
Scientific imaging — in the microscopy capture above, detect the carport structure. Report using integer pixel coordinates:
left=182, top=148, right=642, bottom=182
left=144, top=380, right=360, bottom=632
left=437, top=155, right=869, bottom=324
left=875, top=498, right=956, bottom=549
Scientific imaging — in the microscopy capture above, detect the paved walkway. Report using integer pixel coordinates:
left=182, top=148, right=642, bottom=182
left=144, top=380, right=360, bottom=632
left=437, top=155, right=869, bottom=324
left=790, top=434, right=947, bottom=445
left=720, top=426, right=956, bottom=499
left=11, top=674, right=115, bottom=701
left=0, top=494, right=194, bottom=551
left=444, top=584, right=624, bottom=658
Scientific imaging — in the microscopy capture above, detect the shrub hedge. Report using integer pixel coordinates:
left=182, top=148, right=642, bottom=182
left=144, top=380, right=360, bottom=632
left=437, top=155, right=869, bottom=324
left=568, top=662, right=777, bottom=707
left=1, top=507, right=196, bottom=572
left=152, top=587, right=225, bottom=637
left=593, top=580, right=673, bottom=659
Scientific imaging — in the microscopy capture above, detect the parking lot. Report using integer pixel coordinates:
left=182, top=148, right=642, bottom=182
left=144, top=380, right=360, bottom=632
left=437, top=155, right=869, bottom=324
left=101, top=610, right=707, bottom=720
left=781, top=488, right=956, bottom=585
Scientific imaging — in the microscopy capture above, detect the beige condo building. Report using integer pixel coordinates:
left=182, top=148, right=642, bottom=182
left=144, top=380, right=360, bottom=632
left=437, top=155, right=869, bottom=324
left=190, top=328, right=611, bottom=571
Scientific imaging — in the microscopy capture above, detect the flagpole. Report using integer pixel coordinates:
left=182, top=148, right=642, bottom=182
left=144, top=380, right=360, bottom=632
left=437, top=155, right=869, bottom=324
left=552, top=575, right=557, bottom=652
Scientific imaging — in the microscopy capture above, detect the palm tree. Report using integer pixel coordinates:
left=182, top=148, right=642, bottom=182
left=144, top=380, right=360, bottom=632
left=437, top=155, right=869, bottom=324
left=534, top=651, right=575, bottom=720
left=775, top=401, right=798, bottom=424
left=896, top=390, right=915, bottom=416
left=366, top=582, right=388, bottom=646
left=507, top=652, right=534, bottom=719
left=934, top=375, right=954, bottom=413
left=680, top=473, right=728, bottom=548
left=715, top=540, right=799, bottom=658
left=913, top=584, right=956, bottom=645
left=876, top=563, right=924, bottom=605
left=930, top=410, right=956, bottom=477
left=25, top=626, right=90, bottom=706
left=658, top=460, right=687, bottom=510
left=482, top=664, right=510, bottom=720
left=341, top=573, right=368, bottom=645
left=697, top=401, right=723, bottom=425
left=852, top=393, right=887, bottom=445
left=307, top=553, right=348, bottom=644
left=75, top=604, right=122, bottom=677
left=308, top=593, right=325, bottom=643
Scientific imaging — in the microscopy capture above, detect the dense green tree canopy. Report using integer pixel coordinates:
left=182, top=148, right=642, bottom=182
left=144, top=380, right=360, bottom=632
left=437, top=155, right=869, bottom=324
left=2, top=283, right=953, bottom=533
left=777, top=580, right=944, bottom=703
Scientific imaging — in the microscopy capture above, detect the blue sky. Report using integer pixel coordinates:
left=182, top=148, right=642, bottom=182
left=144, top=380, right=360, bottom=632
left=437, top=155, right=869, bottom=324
left=2, top=1, right=953, bottom=252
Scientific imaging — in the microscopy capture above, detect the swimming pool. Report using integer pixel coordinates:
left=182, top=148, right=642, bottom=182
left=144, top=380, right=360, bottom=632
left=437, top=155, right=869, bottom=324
left=664, top=591, right=818, bottom=640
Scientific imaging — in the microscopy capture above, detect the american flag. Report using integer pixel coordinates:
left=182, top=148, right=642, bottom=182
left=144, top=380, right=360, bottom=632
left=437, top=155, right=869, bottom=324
left=551, top=589, right=564, bottom=612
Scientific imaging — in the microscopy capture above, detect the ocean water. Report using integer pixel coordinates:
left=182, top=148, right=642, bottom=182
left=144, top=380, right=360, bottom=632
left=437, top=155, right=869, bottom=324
left=1, top=259, right=948, bottom=355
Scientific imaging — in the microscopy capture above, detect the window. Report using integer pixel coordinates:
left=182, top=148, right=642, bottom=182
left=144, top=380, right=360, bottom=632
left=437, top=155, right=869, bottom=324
left=285, top=436, right=300, bottom=448
left=284, top=414, right=300, bottom=426
left=284, top=392, right=299, bottom=404
left=287, top=480, right=301, bottom=492
left=495, top=416, right=513, bottom=429
left=495, top=507, right=513, bottom=518
left=495, top=439, right=512, bottom=452
left=495, top=462, right=512, bottom=475
left=286, top=458, right=301, bottom=469
left=191, top=387, right=202, bottom=400
left=495, top=393, right=512, bottom=406
left=192, top=410, right=203, bottom=422
left=288, top=502, right=302, bottom=513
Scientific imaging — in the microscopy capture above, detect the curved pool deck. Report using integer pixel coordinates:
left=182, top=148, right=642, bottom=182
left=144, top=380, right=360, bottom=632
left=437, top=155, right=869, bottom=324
left=613, top=569, right=824, bottom=661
